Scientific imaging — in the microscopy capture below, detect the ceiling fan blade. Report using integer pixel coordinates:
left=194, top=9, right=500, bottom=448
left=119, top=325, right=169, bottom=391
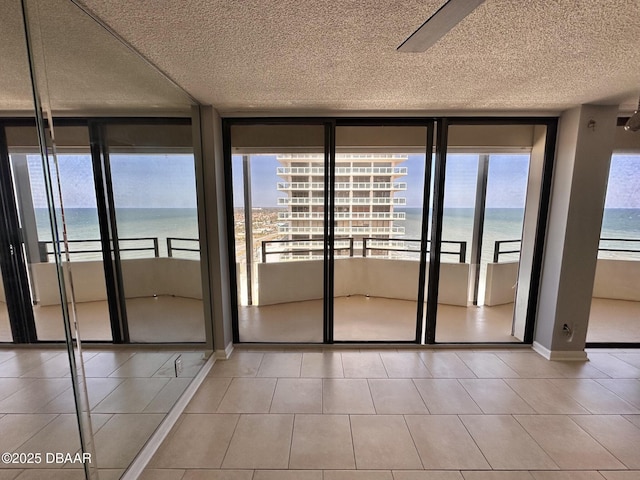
left=397, top=0, right=486, bottom=53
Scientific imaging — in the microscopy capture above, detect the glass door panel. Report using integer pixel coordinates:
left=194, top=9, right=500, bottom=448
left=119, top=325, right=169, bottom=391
left=230, top=124, right=325, bottom=342
left=587, top=153, right=640, bottom=343
left=5, top=125, right=113, bottom=342
left=434, top=124, right=541, bottom=343
left=333, top=125, right=428, bottom=341
left=476, top=154, right=529, bottom=339
left=106, top=123, right=205, bottom=343
left=0, top=284, right=8, bottom=342
left=433, top=151, right=479, bottom=342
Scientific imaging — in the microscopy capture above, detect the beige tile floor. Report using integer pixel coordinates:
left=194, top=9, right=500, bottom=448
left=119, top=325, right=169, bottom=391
left=0, top=347, right=207, bottom=479
left=144, top=348, right=640, bottom=480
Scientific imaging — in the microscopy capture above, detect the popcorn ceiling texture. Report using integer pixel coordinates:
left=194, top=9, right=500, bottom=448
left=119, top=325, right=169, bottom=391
left=0, top=0, right=192, bottom=113
left=4, top=0, right=640, bottom=114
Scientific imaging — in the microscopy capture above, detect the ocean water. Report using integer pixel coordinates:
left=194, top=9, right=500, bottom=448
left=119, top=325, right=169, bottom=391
left=35, top=208, right=199, bottom=259
left=397, top=207, right=640, bottom=262
left=34, top=206, right=640, bottom=262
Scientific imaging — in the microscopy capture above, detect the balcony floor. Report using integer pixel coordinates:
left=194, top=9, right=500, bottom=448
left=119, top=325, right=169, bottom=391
left=1, top=297, right=639, bottom=344
left=0, top=296, right=206, bottom=343
left=238, top=296, right=640, bottom=344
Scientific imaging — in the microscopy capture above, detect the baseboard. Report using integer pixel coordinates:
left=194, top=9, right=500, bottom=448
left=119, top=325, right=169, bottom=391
left=120, top=353, right=215, bottom=480
left=215, top=342, right=234, bottom=360
left=532, top=341, right=588, bottom=361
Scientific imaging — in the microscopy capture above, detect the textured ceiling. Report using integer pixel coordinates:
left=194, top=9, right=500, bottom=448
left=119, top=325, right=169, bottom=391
left=3, top=1, right=640, bottom=115
left=77, top=0, right=640, bottom=114
left=0, top=0, right=192, bottom=114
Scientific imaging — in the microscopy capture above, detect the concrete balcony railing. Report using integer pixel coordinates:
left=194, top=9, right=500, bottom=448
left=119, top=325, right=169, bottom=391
left=277, top=226, right=405, bottom=235
left=277, top=197, right=407, bottom=205
left=276, top=182, right=408, bottom=191
left=277, top=212, right=406, bottom=220
left=276, top=167, right=408, bottom=175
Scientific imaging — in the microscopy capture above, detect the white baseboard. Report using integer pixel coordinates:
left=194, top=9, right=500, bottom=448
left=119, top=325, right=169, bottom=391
left=120, top=354, right=215, bottom=480
left=532, top=342, right=588, bottom=361
left=215, top=342, right=234, bottom=360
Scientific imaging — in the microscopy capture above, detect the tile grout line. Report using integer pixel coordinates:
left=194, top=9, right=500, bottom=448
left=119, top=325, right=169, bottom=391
left=457, top=413, right=493, bottom=470
left=347, top=414, right=357, bottom=470
left=509, top=413, right=561, bottom=471
left=288, top=412, right=296, bottom=469
left=218, top=409, right=242, bottom=469
left=410, top=378, right=431, bottom=415
left=401, top=413, right=425, bottom=469
left=212, top=376, right=234, bottom=414
left=366, top=379, right=377, bottom=415
left=566, top=413, right=637, bottom=469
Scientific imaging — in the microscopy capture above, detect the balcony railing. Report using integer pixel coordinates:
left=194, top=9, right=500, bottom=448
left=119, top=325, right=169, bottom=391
left=167, top=237, right=200, bottom=258
left=261, top=237, right=467, bottom=263
left=262, top=237, right=355, bottom=263
left=38, top=237, right=199, bottom=261
left=277, top=197, right=407, bottom=205
left=277, top=167, right=408, bottom=175
left=362, top=238, right=467, bottom=262
left=276, top=182, right=407, bottom=191
left=493, top=237, right=640, bottom=262
left=277, top=211, right=406, bottom=220
left=276, top=153, right=407, bottom=160
left=277, top=226, right=405, bottom=235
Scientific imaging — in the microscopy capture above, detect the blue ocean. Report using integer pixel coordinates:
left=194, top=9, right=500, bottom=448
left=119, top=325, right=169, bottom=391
left=35, top=207, right=639, bottom=261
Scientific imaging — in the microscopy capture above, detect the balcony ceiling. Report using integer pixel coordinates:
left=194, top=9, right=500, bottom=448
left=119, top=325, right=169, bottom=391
left=3, top=0, right=640, bottom=115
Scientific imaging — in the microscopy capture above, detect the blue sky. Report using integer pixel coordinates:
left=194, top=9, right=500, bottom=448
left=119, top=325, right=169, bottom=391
left=234, top=153, right=534, bottom=208
left=25, top=152, right=640, bottom=210
left=28, top=154, right=198, bottom=209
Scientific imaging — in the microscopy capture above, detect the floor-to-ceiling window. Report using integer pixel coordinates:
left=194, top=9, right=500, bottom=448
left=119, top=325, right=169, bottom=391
left=225, top=118, right=556, bottom=345
left=587, top=151, right=640, bottom=344
left=229, top=123, right=327, bottom=342
left=333, top=124, right=431, bottom=342
left=433, top=148, right=531, bottom=343
left=105, top=122, right=205, bottom=343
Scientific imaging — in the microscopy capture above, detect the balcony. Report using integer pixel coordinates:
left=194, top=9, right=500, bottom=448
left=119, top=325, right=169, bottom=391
left=277, top=226, right=406, bottom=235
left=277, top=197, right=407, bottom=205
left=277, top=211, right=406, bottom=220
left=276, top=167, right=408, bottom=175
left=231, top=237, right=640, bottom=343
left=276, top=182, right=407, bottom=191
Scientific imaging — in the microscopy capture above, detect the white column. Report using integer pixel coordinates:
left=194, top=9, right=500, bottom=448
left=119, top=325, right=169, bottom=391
left=199, top=106, right=234, bottom=358
left=533, top=105, right=618, bottom=359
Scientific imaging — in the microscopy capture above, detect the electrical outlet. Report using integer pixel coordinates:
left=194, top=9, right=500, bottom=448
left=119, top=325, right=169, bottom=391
left=174, top=355, right=183, bottom=377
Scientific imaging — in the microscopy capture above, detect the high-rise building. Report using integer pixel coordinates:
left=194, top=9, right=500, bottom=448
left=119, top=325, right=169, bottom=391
left=276, top=154, right=408, bottom=251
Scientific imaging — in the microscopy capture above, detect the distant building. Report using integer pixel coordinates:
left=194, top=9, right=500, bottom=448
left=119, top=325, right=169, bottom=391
left=276, top=154, right=408, bottom=256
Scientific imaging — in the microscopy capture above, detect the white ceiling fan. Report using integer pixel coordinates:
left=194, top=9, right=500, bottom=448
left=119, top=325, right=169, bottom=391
left=397, top=0, right=486, bottom=52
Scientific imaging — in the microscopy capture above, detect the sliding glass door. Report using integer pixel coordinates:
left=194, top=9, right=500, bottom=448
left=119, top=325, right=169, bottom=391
left=229, top=123, right=327, bottom=342
left=333, top=124, right=432, bottom=342
left=433, top=123, right=551, bottom=343
left=226, top=118, right=556, bottom=345
left=104, top=122, right=205, bottom=343
left=0, top=125, right=38, bottom=343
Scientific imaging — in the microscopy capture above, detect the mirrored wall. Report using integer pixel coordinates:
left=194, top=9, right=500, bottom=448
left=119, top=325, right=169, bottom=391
left=1, top=1, right=211, bottom=479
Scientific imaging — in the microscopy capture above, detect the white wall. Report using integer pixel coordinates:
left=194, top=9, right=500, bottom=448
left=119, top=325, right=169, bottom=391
left=484, top=262, right=519, bottom=306
left=32, top=258, right=202, bottom=306
left=593, top=259, right=640, bottom=301
left=256, top=260, right=323, bottom=305
left=257, top=258, right=469, bottom=307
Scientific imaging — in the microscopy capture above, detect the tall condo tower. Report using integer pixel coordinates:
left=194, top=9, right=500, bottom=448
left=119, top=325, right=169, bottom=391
left=276, top=154, right=408, bottom=255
